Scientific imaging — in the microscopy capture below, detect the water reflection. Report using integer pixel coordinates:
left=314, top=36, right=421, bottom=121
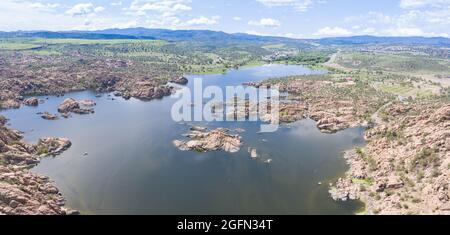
left=1, top=65, right=364, bottom=214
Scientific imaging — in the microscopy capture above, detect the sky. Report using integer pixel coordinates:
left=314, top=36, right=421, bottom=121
left=0, top=0, right=449, bottom=38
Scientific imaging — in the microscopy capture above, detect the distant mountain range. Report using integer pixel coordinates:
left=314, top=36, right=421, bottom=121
left=0, top=30, right=155, bottom=40
left=90, top=28, right=305, bottom=44
left=1, top=28, right=449, bottom=46
left=315, top=35, right=450, bottom=46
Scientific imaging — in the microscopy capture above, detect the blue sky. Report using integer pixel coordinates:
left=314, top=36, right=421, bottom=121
left=1, top=0, right=449, bottom=38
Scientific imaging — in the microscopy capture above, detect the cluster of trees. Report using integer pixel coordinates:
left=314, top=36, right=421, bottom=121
left=275, top=51, right=332, bottom=65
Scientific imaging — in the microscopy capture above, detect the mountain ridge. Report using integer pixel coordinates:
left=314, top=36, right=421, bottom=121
left=1, top=28, right=449, bottom=46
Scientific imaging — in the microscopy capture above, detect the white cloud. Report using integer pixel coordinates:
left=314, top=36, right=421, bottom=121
left=111, top=1, right=123, bottom=6
left=400, top=0, right=450, bottom=8
left=128, top=0, right=192, bottom=16
left=361, top=27, right=376, bottom=34
left=95, top=7, right=105, bottom=13
left=313, top=27, right=353, bottom=37
left=282, top=32, right=305, bottom=38
left=0, top=1, right=75, bottom=30
left=0, top=0, right=448, bottom=38
left=111, top=20, right=138, bottom=29
left=249, top=18, right=282, bottom=27
left=345, top=11, right=392, bottom=24
left=66, top=3, right=105, bottom=17
left=184, top=16, right=220, bottom=26
left=28, top=2, right=60, bottom=12
left=384, top=27, right=424, bottom=36
left=256, top=0, right=314, bottom=11
left=123, top=0, right=194, bottom=29
left=344, top=3, right=450, bottom=37
left=244, top=30, right=304, bottom=39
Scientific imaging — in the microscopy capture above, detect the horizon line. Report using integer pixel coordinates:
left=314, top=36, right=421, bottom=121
left=1, top=28, right=450, bottom=41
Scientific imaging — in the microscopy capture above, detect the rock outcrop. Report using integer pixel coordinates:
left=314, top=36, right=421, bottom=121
left=330, top=102, right=450, bottom=215
left=248, top=77, right=387, bottom=133
left=248, top=147, right=259, bottom=159
left=173, top=128, right=243, bottom=153
left=41, top=112, right=58, bottom=120
left=58, top=98, right=94, bottom=115
left=0, top=166, right=69, bottom=215
left=79, top=99, right=96, bottom=107
left=1, top=99, right=20, bottom=109
left=0, top=115, right=75, bottom=215
left=0, top=53, right=181, bottom=109
left=171, top=76, right=188, bottom=85
left=23, top=98, right=39, bottom=106
left=35, top=138, right=72, bottom=156
left=58, top=98, right=79, bottom=113
left=128, top=82, right=173, bottom=100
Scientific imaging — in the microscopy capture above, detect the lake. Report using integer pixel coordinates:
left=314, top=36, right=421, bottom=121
left=1, top=64, right=364, bottom=214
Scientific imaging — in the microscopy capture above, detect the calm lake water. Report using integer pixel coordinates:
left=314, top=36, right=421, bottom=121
left=1, top=64, right=364, bottom=214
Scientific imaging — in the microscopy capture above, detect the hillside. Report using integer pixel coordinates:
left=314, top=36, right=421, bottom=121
left=316, top=36, right=450, bottom=46
left=1, top=28, right=449, bottom=46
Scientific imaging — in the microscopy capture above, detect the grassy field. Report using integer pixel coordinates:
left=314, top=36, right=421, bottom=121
left=0, top=37, right=273, bottom=76
left=377, top=84, right=437, bottom=98
left=328, top=51, right=449, bottom=98
left=262, top=43, right=288, bottom=50
left=31, top=38, right=168, bottom=46
left=0, top=40, right=42, bottom=50
left=23, top=50, right=62, bottom=56
left=335, top=52, right=450, bottom=75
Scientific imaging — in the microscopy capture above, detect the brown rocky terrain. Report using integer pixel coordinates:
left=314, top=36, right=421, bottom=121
left=254, top=74, right=450, bottom=214
left=252, top=75, right=390, bottom=133
left=0, top=53, right=182, bottom=109
left=0, top=115, right=75, bottom=215
left=58, top=98, right=95, bottom=115
left=41, top=112, right=58, bottom=120
left=23, top=97, right=39, bottom=106
left=170, top=76, right=189, bottom=85
left=173, top=127, right=243, bottom=153
left=1, top=48, right=448, bottom=215
left=330, top=101, right=450, bottom=215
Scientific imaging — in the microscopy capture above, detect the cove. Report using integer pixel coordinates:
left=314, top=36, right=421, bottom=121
left=0, top=64, right=364, bottom=214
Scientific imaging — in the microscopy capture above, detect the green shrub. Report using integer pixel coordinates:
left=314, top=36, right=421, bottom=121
left=410, top=147, right=440, bottom=170
left=36, top=146, right=49, bottom=155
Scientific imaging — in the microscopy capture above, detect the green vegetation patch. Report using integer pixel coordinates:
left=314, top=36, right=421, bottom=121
left=262, top=43, right=287, bottom=50
left=355, top=147, right=378, bottom=171
left=32, top=38, right=168, bottom=46
left=336, top=52, right=450, bottom=74
left=352, top=178, right=374, bottom=185
left=0, top=40, right=42, bottom=50
left=275, top=51, right=332, bottom=66
left=378, top=84, right=438, bottom=98
left=410, top=147, right=440, bottom=170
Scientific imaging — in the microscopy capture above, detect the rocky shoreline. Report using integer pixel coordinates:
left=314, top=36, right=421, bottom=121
left=251, top=75, right=450, bottom=214
left=0, top=116, right=76, bottom=215
left=248, top=75, right=389, bottom=133
left=0, top=55, right=186, bottom=110
left=0, top=69, right=190, bottom=215
left=330, top=102, right=450, bottom=215
left=1, top=56, right=448, bottom=215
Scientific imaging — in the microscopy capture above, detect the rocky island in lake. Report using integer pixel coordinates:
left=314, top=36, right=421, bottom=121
left=0, top=6, right=449, bottom=216
left=174, top=127, right=243, bottom=153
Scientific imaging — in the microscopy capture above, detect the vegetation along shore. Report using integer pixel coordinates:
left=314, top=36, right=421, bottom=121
left=0, top=29, right=449, bottom=215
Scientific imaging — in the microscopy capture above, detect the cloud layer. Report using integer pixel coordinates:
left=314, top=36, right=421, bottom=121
left=0, top=0, right=448, bottom=38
